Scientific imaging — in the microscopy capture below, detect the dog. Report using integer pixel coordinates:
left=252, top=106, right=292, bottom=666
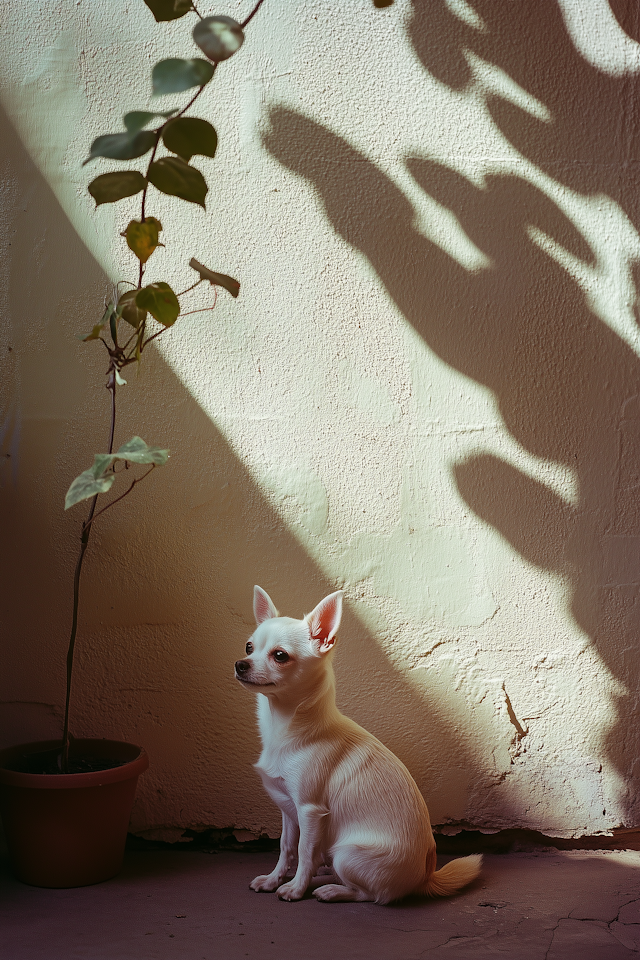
left=234, top=586, right=482, bottom=903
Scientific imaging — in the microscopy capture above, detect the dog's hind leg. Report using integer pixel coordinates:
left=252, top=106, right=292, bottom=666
left=312, top=882, right=374, bottom=902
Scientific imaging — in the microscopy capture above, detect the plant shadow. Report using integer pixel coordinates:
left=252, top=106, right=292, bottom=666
left=262, top=0, right=640, bottom=823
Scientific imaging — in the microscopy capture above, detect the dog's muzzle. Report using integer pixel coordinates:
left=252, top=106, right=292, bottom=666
left=235, top=659, right=251, bottom=679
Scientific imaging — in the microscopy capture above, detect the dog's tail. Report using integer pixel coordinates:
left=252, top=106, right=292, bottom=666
left=420, top=852, right=482, bottom=898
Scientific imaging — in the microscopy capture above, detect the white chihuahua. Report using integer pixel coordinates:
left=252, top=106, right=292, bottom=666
left=235, top=586, right=482, bottom=904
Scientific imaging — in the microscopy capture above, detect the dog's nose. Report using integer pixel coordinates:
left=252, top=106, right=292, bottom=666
left=235, top=659, right=251, bottom=675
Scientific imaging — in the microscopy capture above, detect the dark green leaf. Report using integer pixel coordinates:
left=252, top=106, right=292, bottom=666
left=147, top=157, right=208, bottom=207
left=84, top=130, right=156, bottom=164
left=117, top=290, right=148, bottom=329
left=136, top=282, right=180, bottom=327
left=152, top=58, right=215, bottom=96
left=65, top=467, right=115, bottom=510
left=193, top=16, right=244, bottom=62
left=123, top=111, right=158, bottom=133
left=109, top=309, right=119, bottom=346
left=121, top=110, right=174, bottom=134
left=88, top=171, right=146, bottom=206
left=142, top=0, right=192, bottom=21
left=162, top=117, right=217, bottom=163
left=189, top=258, right=240, bottom=297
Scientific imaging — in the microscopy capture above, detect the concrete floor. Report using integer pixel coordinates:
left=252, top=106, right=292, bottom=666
left=2, top=845, right=640, bottom=959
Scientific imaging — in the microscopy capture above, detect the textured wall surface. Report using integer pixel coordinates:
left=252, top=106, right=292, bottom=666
left=1, top=0, right=640, bottom=841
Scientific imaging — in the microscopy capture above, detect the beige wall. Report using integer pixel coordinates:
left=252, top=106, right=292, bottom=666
left=2, top=0, right=640, bottom=841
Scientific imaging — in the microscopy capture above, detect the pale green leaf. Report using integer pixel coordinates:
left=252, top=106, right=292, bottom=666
left=65, top=468, right=115, bottom=510
left=115, top=437, right=169, bottom=465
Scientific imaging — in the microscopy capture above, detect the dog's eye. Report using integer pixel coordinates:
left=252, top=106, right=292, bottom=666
left=245, top=642, right=253, bottom=655
left=272, top=650, right=290, bottom=664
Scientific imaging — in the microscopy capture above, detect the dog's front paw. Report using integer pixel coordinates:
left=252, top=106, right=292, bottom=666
left=276, top=880, right=306, bottom=901
left=250, top=874, right=282, bottom=892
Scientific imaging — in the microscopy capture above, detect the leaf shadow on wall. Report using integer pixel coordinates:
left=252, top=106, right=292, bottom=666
left=262, top=0, right=640, bottom=822
left=0, top=101, right=482, bottom=832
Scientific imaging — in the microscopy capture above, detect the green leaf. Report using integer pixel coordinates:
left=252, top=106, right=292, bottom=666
left=143, top=0, right=192, bottom=21
left=114, top=437, right=170, bottom=465
left=88, top=171, right=146, bottom=206
left=189, top=258, right=240, bottom=297
left=162, top=117, right=217, bottom=163
left=64, top=439, right=169, bottom=509
left=65, top=467, right=115, bottom=510
left=123, top=110, right=176, bottom=133
left=91, top=453, right=115, bottom=479
left=147, top=157, right=208, bottom=207
left=193, top=16, right=244, bottom=62
left=125, top=217, right=163, bottom=264
left=117, top=290, right=148, bottom=329
left=84, top=130, right=156, bottom=164
left=136, top=282, right=180, bottom=327
left=152, top=58, right=215, bottom=96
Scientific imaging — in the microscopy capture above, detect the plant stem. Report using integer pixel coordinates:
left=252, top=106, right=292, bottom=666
left=242, top=0, right=266, bottom=29
left=83, top=464, right=156, bottom=531
left=61, top=368, right=117, bottom=773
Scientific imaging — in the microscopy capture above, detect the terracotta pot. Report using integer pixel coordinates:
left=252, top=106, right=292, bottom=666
left=0, top=738, right=148, bottom=888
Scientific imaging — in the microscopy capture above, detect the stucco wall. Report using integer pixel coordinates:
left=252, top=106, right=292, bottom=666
left=1, top=0, right=640, bottom=841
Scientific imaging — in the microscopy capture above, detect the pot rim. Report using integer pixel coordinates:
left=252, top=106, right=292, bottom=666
left=0, top=738, right=149, bottom=790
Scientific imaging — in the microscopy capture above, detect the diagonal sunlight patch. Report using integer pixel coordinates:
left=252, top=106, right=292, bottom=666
left=529, top=208, right=640, bottom=359
left=444, top=0, right=487, bottom=33
left=465, top=51, right=553, bottom=123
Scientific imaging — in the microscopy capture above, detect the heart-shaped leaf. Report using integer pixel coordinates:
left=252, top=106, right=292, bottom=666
left=115, top=437, right=170, bottom=465
left=162, top=117, right=217, bottom=163
left=152, top=58, right=215, bottom=96
left=88, top=171, right=146, bottom=206
left=143, top=0, right=192, bottom=21
left=136, top=282, right=180, bottom=327
left=147, top=157, right=208, bottom=207
left=189, top=258, right=240, bottom=297
left=65, top=438, right=169, bottom=509
left=84, top=130, right=156, bottom=164
left=117, top=290, right=148, bottom=329
left=65, top=467, right=116, bottom=510
left=193, top=16, right=244, bottom=62
left=125, top=217, right=163, bottom=264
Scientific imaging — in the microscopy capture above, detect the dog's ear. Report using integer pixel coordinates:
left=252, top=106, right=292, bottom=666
left=306, top=590, right=343, bottom=654
left=254, top=585, right=279, bottom=624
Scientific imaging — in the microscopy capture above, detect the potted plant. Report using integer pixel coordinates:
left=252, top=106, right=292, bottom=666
left=0, top=1, right=256, bottom=888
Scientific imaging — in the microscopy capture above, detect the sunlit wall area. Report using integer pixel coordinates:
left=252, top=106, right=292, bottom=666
left=1, top=0, right=640, bottom=841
